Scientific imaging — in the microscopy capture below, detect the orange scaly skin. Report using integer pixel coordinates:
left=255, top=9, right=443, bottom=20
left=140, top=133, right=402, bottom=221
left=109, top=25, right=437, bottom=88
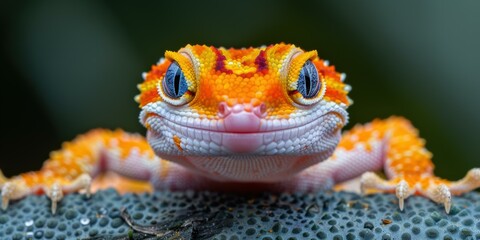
left=1, top=44, right=479, bottom=215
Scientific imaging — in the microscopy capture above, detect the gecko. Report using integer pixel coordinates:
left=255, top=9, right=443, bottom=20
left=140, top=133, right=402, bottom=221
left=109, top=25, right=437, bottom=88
left=1, top=43, right=479, bottom=215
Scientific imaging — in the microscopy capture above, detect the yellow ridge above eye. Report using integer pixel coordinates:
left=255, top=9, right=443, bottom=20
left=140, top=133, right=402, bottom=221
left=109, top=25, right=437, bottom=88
left=287, top=50, right=318, bottom=91
left=165, top=51, right=197, bottom=91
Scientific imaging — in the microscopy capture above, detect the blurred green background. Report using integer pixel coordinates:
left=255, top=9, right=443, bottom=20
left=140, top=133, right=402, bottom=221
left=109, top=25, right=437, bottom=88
left=1, top=1, right=479, bottom=180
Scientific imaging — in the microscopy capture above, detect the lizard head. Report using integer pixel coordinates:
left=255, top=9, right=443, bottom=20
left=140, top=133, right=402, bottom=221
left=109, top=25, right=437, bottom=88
left=136, top=44, right=351, bottom=182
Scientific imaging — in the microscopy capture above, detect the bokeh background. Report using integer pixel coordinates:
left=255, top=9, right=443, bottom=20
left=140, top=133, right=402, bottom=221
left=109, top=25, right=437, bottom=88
left=1, top=1, right=479, bottom=181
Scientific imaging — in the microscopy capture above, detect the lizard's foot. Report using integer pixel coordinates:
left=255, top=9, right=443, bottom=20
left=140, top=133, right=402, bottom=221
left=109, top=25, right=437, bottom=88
left=361, top=168, right=480, bottom=214
left=46, top=173, right=92, bottom=214
left=360, top=171, right=449, bottom=212
left=1, top=180, right=30, bottom=211
left=2, top=173, right=92, bottom=214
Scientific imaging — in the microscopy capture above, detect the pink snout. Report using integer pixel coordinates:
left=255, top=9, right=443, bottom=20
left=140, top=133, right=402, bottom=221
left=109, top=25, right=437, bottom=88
left=217, top=101, right=267, bottom=153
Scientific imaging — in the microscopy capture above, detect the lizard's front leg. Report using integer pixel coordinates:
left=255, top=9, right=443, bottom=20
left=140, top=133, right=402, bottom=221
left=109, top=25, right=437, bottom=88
left=288, top=116, right=479, bottom=213
left=0, top=129, right=195, bottom=214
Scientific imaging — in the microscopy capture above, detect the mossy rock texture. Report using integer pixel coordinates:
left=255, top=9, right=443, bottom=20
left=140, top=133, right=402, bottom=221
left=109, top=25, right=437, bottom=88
left=1, top=189, right=480, bottom=239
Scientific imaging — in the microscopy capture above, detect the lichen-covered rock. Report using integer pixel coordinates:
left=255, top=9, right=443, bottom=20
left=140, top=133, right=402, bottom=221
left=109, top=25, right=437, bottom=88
left=1, top=189, right=479, bottom=239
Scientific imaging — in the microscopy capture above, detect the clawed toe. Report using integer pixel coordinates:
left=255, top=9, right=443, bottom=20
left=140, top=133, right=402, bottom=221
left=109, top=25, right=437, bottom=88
left=1, top=181, right=29, bottom=211
left=427, top=184, right=452, bottom=214
left=66, top=173, right=92, bottom=198
left=76, top=174, right=92, bottom=198
left=46, top=183, right=64, bottom=214
left=45, top=174, right=92, bottom=214
left=468, top=168, right=480, bottom=179
left=439, top=185, right=452, bottom=214
left=395, top=180, right=411, bottom=211
left=1, top=182, right=12, bottom=210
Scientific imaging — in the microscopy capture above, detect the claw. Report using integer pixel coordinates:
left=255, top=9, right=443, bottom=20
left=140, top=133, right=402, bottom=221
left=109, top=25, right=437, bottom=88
left=46, top=183, right=63, bottom=214
left=395, top=180, right=409, bottom=211
left=444, top=196, right=452, bottom=214
left=1, top=197, right=8, bottom=210
left=1, top=183, right=11, bottom=210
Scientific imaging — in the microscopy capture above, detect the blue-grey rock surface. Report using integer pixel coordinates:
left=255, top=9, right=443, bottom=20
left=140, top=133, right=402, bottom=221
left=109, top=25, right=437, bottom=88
left=0, top=189, right=479, bottom=239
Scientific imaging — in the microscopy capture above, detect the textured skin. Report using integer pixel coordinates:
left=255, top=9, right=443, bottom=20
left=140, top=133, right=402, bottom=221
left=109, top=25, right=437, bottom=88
left=1, top=43, right=479, bottom=214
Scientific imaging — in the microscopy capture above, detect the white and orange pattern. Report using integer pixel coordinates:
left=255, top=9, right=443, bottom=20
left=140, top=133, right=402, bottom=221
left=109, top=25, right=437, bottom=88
left=1, top=44, right=478, bottom=214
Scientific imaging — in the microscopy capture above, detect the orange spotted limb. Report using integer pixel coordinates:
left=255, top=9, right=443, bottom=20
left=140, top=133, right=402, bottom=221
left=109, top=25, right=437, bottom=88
left=0, top=129, right=191, bottom=214
left=288, top=117, right=480, bottom=213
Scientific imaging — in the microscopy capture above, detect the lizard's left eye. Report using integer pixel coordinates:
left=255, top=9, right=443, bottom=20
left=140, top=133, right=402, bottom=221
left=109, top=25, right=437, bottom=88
left=289, top=60, right=325, bottom=105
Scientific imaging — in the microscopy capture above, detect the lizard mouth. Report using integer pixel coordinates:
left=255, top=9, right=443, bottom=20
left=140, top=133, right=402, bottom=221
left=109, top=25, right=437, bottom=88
left=145, top=110, right=345, bottom=133
left=146, top=111, right=344, bottom=134
left=145, top=111, right=345, bottom=154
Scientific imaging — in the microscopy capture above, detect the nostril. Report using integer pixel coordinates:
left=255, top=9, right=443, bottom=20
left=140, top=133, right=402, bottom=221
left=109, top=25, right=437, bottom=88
left=218, top=102, right=231, bottom=118
left=259, top=103, right=266, bottom=114
left=254, top=103, right=267, bottom=118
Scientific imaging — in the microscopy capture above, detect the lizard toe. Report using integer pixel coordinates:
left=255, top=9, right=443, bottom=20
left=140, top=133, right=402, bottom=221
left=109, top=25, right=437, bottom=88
left=1, top=182, right=12, bottom=210
left=45, top=174, right=92, bottom=214
left=426, top=184, right=452, bottom=214
left=395, top=180, right=411, bottom=211
left=1, top=180, right=30, bottom=211
left=46, top=183, right=64, bottom=215
left=72, top=173, right=92, bottom=198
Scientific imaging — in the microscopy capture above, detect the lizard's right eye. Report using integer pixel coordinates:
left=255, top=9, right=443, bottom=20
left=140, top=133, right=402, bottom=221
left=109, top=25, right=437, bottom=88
left=158, top=61, right=194, bottom=106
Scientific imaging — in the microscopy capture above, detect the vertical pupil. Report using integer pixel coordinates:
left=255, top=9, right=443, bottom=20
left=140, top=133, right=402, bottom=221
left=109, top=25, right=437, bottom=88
left=174, top=70, right=181, bottom=96
left=304, top=71, right=311, bottom=96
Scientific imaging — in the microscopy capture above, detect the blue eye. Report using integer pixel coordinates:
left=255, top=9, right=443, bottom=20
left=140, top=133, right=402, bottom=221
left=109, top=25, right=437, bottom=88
left=163, top=62, right=188, bottom=98
left=297, top=60, right=320, bottom=99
